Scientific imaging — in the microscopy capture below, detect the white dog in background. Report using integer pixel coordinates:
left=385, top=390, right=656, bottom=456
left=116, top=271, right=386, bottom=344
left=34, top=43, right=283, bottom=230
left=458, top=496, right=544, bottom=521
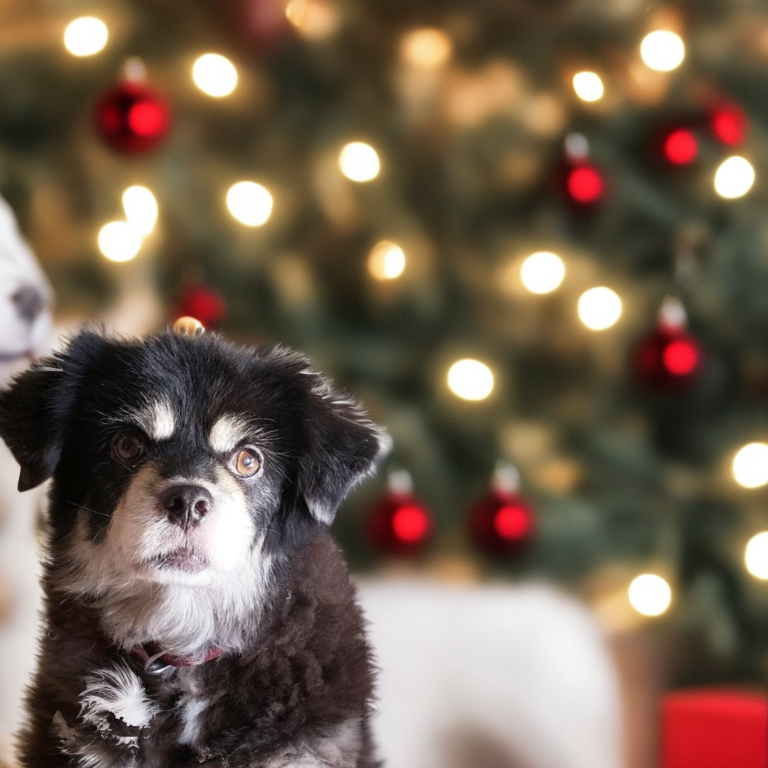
left=0, top=194, right=52, bottom=764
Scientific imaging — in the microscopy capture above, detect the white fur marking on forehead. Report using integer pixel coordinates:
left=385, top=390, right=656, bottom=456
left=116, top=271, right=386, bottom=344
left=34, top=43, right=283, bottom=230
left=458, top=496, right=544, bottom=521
left=209, top=414, right=250, bottom=454
left=135, top=400, right=176, bottom=441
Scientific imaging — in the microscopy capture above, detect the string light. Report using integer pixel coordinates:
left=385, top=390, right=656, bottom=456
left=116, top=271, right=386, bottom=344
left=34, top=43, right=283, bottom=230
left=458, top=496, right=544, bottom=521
left=745, top=532, right=768, bottom=579
left=520, top=251, right=565, bottom=294
left=339, top=142, right=380, bottom=182
left=368, top=241, right=405, bottom=280
left=447, top=359, right=494, bottom=401
left=578, top=287, right=622, bottom=330
left=64, top=17, right=108, bottom=57
left=122, top=186, right=158, bottom=236
left=226, top=182, right=273, bottom=226
left=714, top=156, right=755, bottom=199
left=285, top=0, right=339, bottom=39
left=572, top=72, right=604, bottom=102
left=640, top=30, right=685, bottom=72
left=192, top=54, right=238, bottom=98
left=98, top=222, right=142, bottom=262
left=629, top=574, right=672, bottom=616
left=400, top=28, right=452, bottom=69
left=732, top=442, right=768, bottom=489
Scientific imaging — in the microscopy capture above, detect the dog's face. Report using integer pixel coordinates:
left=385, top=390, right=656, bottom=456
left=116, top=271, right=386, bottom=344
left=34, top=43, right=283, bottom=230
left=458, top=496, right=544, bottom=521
left=0, top=332, right=386, bottom=596
left=0, top=196, right=53, bottom=385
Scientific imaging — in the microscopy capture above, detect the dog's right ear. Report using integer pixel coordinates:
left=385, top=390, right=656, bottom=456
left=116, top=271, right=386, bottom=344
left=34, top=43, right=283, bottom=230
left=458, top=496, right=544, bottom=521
left=0, top=331, right=107, bottom=491
left=0, top=362, right=67, bottom=491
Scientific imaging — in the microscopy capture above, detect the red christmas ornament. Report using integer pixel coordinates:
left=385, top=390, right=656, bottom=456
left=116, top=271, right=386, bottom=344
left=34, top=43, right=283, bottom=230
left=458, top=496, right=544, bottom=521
left=633, top=297, right=704, bottom=393
left=662, top=128, right=698, bottom=166
left=710, top=103, right=749, bottom=146
left=468, top=465, right=536, bottom=557
left=368, top=470, right=432, bottom=556
left=173, top=285, right=227, bottom=328
left=95, top=60, right=171, bottom=154
left=564, top=163, right=605, bottom=205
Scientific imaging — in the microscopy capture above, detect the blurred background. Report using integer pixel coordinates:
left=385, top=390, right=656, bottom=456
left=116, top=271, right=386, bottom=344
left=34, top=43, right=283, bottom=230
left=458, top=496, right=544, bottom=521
left=1, top=0, right=768, bottom=766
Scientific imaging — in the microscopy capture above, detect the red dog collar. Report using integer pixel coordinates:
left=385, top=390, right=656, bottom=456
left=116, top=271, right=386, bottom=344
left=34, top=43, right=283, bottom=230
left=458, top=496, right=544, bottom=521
left=132, top=642, right=225, bottom=670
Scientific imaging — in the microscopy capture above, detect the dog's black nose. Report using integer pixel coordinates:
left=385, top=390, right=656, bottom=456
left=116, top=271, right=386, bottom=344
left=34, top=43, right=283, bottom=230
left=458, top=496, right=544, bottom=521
left=12, top=286, right=45, bottom=323
left=159, top=484, right=212, bottom=527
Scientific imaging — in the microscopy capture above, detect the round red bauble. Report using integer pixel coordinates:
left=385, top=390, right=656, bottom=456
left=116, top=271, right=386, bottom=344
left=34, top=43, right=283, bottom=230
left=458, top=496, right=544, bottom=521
left=633, top=325, right=704, bottom=393
left=563, top=162, right=605, bottom=206
left=95, top=81, right=171, bottom=154
left=469, top=490, right=536, bottom=557
left=368, top=491, right=432, bottom=557
left=173, top=285, right=227, bottom=328
left=662, top=128, right=698, bottom=166
left=710, top=104, right=749, bottom=146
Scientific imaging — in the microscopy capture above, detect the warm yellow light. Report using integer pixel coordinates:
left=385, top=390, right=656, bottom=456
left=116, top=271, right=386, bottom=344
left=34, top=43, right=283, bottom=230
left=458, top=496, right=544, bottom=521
left=572, top=71, right=604, bottom=102
left=192, top=54, right=238, bottom=98
left=64, top=17, right=108, bottom=57
left=339, top=142, right=380, bottom=182
left=285, top=0, right=339, bottom=39
left=578, top=287, right=622, bottom=330
left=447, top=359, right=494, bottom=401
left=714, top=156, right=755, bottom=199
left=640, top=30, right=685, bottom=72
left=226, top=182, right=273, bottom=227
left=745, top=532, right=768, bottom=580
left=368, top=241, right=406, bottom=280
left=401, top=28, right=452, bottom=69
left=122, top=186, right=158, bottom=236
left=733, top=442, right=768, bottom=488
left=520, top=252, right=565, bottom=294
left=628, top=574, right=672, bottom=617
left=98, top=222, right=142, bottom=263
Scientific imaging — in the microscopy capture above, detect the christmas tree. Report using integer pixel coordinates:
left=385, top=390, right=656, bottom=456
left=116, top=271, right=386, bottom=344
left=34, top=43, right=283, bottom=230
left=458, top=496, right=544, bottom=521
left=2, top=0, right=768, bottom=686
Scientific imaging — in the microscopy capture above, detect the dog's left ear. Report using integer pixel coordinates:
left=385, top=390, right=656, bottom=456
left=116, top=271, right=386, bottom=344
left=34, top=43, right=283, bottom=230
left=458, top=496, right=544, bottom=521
left=299, top=376, right=390, bottom=525
left=0, top=362, right=66, bottom=491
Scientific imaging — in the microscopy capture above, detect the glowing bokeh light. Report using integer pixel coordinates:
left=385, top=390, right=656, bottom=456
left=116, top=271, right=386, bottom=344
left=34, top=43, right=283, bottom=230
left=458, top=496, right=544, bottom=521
left=577, top=287, right=622, bottom=331
left=192, top=54, right=238, bottom=98
left=368, top=241, right=406, bottom=280
left=339, top=142, right=381, bottom=182
left=520, top=251, right=565, bottom=294
left=447, top=359, right=494, bottom=401
left=628, top=574, right=672, bottom=616
left=98, top=221, right=142, bottom=262
left=401, top=28, right=452, bottom=69
left=64, top=17, right=108, bottom=57
left=745, top=532, right=768, bottom=580
left=122, top=186, right=158, bottom=236
left=640, top=30, right=685, bottom=72
left=714, top=156, right=755, bottom=199
left=733, top=442, right=768, bottom=489
left=226, top=182, right=273, bottom=227
left=572, top=71, right=604, bottom=102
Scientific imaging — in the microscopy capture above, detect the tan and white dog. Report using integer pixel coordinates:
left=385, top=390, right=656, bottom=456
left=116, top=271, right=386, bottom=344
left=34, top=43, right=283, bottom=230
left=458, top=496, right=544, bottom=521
left=0, top=194, right=53, bottom=763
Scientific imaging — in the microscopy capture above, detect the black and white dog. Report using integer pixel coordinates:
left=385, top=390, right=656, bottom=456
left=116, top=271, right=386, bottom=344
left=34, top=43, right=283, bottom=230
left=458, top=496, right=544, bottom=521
left=0, top=329, right=387, bottom=768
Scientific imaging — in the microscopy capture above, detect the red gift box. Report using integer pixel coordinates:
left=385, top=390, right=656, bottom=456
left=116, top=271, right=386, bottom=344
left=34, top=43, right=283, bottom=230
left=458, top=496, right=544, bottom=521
left=660, top=688, right=768, bottom=768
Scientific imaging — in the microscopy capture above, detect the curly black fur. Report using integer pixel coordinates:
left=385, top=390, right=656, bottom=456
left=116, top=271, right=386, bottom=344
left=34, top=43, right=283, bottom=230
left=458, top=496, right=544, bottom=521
left=0, top=330, right=386, bottom=768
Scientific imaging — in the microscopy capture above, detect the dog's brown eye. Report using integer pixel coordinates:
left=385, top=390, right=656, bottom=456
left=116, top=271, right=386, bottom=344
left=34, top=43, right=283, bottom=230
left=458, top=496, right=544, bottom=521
left=113, top=436, right=145, bottom=463
left=232, top=448, right=261, bottom=478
